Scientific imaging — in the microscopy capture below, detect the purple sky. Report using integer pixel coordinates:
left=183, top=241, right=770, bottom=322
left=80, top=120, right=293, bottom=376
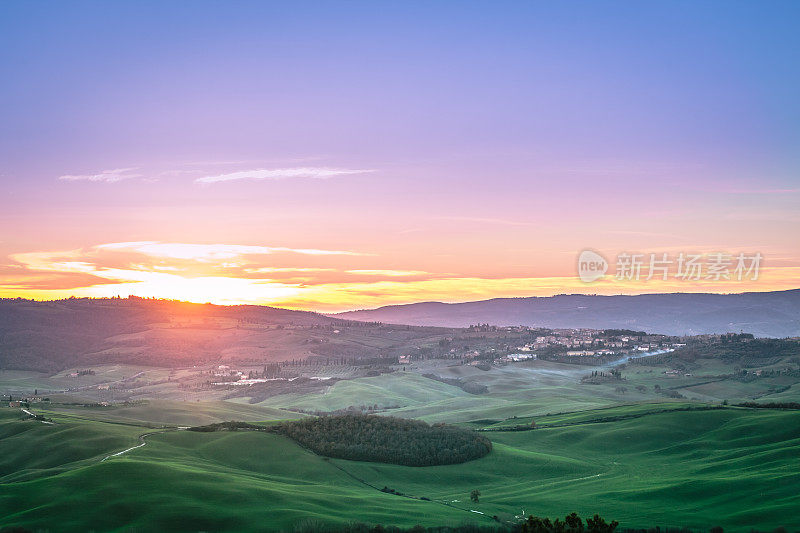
left=1, top=1, right=798, bottom=309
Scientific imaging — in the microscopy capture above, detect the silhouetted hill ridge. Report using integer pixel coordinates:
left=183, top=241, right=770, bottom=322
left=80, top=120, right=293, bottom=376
left=335, top=289, right=800, bottom=337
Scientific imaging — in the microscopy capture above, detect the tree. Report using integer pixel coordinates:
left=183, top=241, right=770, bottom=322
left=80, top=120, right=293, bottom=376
left=521, top=513, right=616, bottom=533
left=565, top=512, right=584, bottom=532
left=470, top=489, right=481, bottom=503
left=586, top=514, right=618, bottom=533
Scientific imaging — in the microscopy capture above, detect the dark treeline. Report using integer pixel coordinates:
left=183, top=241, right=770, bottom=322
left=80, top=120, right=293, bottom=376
left=187, top=421, right=263, bottom=432
left=287, top=513, right=774, bottom=533
left=671, top=338, right=799, bottom=364
left=737, top=401, right=800, bottom=410
left=290, top=514, right=617, bottom=533
left=2, top=517, right=790, bottom=533
left=276, top=414, right=492, bottom=466
left=518, top=513, right=617, bottom=533
left=187, top=414, right=492, bottom=466
left=288, top=516, right=790, bottom=533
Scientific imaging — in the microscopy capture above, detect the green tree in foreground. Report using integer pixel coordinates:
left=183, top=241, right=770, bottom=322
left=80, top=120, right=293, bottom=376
left=521, top=513, right=617, bottom=533
left=470, top=489, right=481, bottom=503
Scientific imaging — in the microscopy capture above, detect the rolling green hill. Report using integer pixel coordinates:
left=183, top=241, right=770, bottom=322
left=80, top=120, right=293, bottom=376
left=1, top=405, right=798, bottom=532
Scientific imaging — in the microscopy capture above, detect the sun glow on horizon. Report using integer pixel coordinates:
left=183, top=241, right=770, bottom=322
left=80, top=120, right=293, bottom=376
left=2, top=240, right=798, bottom=312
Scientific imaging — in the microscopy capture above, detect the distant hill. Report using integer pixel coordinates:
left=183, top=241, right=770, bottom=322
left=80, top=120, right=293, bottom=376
left=335, top=289, right=800, bottom=338
left=0, top=297, right=346, bottom=372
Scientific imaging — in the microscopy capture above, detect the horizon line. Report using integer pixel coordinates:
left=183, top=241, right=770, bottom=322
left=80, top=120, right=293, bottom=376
left=3, top=286, right=798, bottom=314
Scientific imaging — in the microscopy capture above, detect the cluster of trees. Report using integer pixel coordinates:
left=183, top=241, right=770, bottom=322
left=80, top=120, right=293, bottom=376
left=187, top=421, right=263, bottom=432
left=289, top=513, right=624, bottom=533
left=274, top=414, right=492, bottom=466
left=518, top=513, right=618, bottom=533
left=581, top=370, right=623, bottom=384
left=187, top=414, right=492, bottom=466
left=737, top=401, right=800, bottom=409
left=671, top=338, right=798, bottom=365
left=3, top=522, right=788, bottom=533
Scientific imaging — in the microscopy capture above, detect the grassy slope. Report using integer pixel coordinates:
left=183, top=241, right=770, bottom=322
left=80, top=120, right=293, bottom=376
left=621, top=359, right=800, bottom=404
left=1, top=407, right=798, bottom=532
left=337, top=408, right=800, bottom=532
left=476, top=401, right=707, bottom=429
left=0, top=410, right=143, bottom=483
left=0, top=427, right=470, bottom=532
left=252, top=366, right=627, bottom=423
left=43, top=400, right=299, bottom=427
left=253, top=372, right=472, bottom=412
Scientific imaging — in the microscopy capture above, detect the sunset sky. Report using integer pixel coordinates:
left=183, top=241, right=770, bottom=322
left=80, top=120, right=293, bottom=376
left=1, top=1, right=799, bottom=311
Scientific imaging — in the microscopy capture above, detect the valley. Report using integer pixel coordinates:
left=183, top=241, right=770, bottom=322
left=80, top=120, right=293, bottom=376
left=1, top=298, right=799, bottom=532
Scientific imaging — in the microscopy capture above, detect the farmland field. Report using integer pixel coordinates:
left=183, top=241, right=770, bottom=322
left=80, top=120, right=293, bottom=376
left=4, top=2, right=800, bottom=530
left=2, top=332, right=800, bottom=532
left=1, top=401, right=798, bottom=532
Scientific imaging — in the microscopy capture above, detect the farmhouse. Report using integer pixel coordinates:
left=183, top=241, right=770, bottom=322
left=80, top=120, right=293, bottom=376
left=505, top=353, right=535, bottom=362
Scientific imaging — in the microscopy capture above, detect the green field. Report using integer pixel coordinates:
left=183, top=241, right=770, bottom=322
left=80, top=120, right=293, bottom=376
left=44, top=399, right=301, bottom=427
left=2, top=350, right=799, bottom=532
left=1, top=404, right=798, bottom=532
left=249, top=364, right=642, bottom=424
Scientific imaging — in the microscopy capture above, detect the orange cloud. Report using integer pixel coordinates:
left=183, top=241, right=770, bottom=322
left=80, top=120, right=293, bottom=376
left=2, top=242, right=798, bottom=312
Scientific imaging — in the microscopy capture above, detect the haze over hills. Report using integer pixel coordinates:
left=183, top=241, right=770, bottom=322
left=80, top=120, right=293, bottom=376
left=0, top=297, right=353, bottom=372
left=4, top=290, right=800, bottom=373
left=335, top=289, right=800, bottom=338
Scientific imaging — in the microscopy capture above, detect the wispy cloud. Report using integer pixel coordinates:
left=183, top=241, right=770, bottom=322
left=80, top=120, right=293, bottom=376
left=97, top=241, right=370, bottom=259
left=194, top=167, right=374, bottom=184
left=245, top=267, right=336, bottom=274
left=5, top=241, right=373, bottom=300
left=6, top=243, right=799, bottom=310
left=345, top=269, right=431, bottom=277
left=58, top=168, right=141, bottom=183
